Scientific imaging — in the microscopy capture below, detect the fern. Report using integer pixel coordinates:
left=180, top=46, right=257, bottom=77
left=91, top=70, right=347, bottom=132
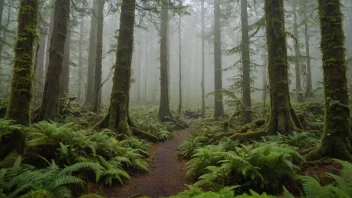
left=169, top=185, right=236, bottom=198
left=0, top=119, right=24, bottom=138
left=186, top=145, right=224, bottom=179
left=0, top=157, right=104, bottom=198
left=177, top=137, right=203, bottom=159
left=95, top=155, right=130, bottom=186
left=300, top=159, right=352, bottom=198
left=301, top=176, right=349, bottom=198
left=186, top=142, right=302, bottom=193
left=235, top=189, right=276, bottom=198
left=276, top=132, right=318, bottom=150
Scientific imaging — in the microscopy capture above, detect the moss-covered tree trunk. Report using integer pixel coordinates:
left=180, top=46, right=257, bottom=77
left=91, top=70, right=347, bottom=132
left=213, top=0, right=224, bottom=119
left=0, top=0, right=5, bottom=83
left=306, top=0, right=352, bottom=161
left=85, top=0, right=98, bottom=106
left=158, top=0, right=174, bottom=121
left=241, top=0, right=252, bottom=124
left=264, top=0, right=301, bottom=135
left=6, top=0, right=39, bottom=126
left=33, top=0, right=70, bottom=122
left=97, top=0, right=136, bottom=136
left=92, top=0, right=104, bottom=112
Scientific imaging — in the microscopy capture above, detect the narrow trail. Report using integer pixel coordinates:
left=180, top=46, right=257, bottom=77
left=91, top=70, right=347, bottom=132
left=101, top=124, right=194, bottom=198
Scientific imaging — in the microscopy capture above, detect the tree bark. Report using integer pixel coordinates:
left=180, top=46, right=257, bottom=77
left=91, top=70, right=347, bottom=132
left=33, top=0, right=70, bottom=122
left=96, top=0, right=136, bottom=136
left=92, top=0, right=104, bottom=112
left=85, top=0, right=99, bottom=106
left=158, top=0, right=174, bottom=121
left=214, top=0, right=224, bottom=119
left=0, top=0, right=5, bottom=79
left=0, top=2, right=9, bottom=91
left=6, top=0, right=39, bottom=126
left=293, top=0, right=302, bottom=101
left=264, top=0, right=300, bottom=135
left=303, top=0, right=313, bottom=98
left=44, top=9, right=54, bottom=74
left=35, top=28, right=46, bottom=97
left=178, top=16, right=182, bottom=117
left=201, top=0, right=206, bottom=117
left=60, top=29, right=71, bottom=102
left=306, top=0, right=352, bottom=161
left=78, top=13, right=84, bottom=103
left=241, top=0, right=252, bottom=124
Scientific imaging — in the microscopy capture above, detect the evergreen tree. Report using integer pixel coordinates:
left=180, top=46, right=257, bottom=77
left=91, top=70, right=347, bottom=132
left=6, top=0, right=39, bottom=126
left=307, top=0, right=352, bottom=161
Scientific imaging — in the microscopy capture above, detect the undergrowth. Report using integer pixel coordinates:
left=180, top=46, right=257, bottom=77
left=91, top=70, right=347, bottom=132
left=175, top=105, right=352, bottom=197
left=0, top=106, right=178, bottom=198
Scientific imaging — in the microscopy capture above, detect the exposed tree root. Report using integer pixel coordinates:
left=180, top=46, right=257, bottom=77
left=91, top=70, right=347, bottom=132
left=305, top=141, right=352, bottom=162
left=230, top=129, right=267, bottom=141
left=94, top=114, right=160, bottom=142
left=131, top=127, right=159, bottom=142
left=159, top=116, right=189, bottom=129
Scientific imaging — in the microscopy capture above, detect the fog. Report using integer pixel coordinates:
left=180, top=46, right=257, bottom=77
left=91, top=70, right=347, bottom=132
left=0, top=0, right=351, bottom=109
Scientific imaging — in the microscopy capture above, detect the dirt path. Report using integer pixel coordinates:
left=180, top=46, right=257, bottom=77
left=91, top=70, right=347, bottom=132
left=101, top=125, right=193, bottom=198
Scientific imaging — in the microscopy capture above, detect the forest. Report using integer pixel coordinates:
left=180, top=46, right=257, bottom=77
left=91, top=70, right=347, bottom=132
left=0, top=0, right=352, bottom=197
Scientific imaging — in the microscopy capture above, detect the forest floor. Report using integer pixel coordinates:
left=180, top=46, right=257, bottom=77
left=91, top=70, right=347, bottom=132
left=94, top=122, right=194, bottom=198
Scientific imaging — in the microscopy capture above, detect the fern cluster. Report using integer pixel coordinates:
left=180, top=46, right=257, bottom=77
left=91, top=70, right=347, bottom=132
left=169, top=185, right=275, bottom=198
left=291, top=160, right=352, bottom=198
left=130, top=106, right=175, bottom=140
left=185, top=142, right=302, bottom=194
left=26, top=121, right=149, bottom=185
left=0, top=157, right=103, bottom=198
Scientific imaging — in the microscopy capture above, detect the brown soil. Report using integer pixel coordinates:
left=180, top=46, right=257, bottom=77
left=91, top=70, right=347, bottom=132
left=96, top=125, right=194, bottom=198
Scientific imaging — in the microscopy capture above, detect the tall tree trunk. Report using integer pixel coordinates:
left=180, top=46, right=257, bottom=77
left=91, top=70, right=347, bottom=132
left=178, top=16, right=182, bottom=117
left=214, top=0, right=224, bottom=119
left=44, top=10, right=54, bottom=74
left=6, top=0, right=39, bottom=126
left=307, top=0, right=352, bottom=161
left=92, top=0, right=104, bottom=112
left=60, top=29, right=71, bottom=103
left=293, top=0, right=302, bottom=101
left=96, top=0, right=137, bottom=135
left=158, top=0, right=174, bottom=121
left=85, top=0, right=98, bottom=106
left=0, top=0, right=4, bottom=26
left=201, top=0, right=206, bottom=116
left=0, top=0, right=5, bottom=80
left=136, top=30, right=142, bottom=103
left=35, top=30, right=46, bottom=97
left=264, top=0, right=301, bottom=135
left=0, top=3, right=10, bottom=91
left=33, top=0, right=70, bottom=122
left=241, top=0, right=252, bottom=124
left=78, top=13, right=84, bottom=103
left=303, top=0, right=313, bottom=97
left=144, top=31, right=148, bottom=103
left=262, top=56, right=268, bottom=112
